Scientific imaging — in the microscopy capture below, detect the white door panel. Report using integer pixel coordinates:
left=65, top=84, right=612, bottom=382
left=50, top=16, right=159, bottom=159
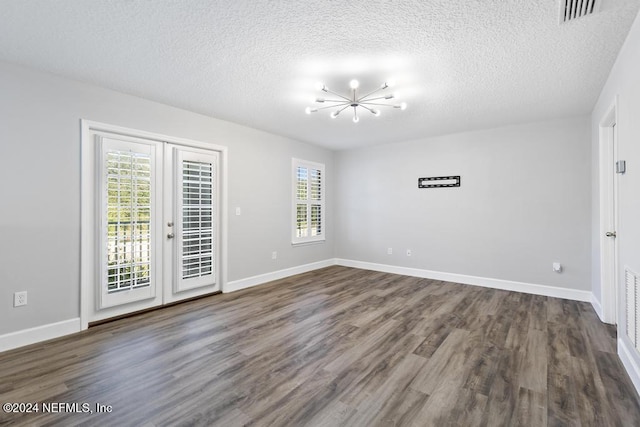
left=94, top=135, right=163, bottom=316
left=171, top=146, right=220, bottom=294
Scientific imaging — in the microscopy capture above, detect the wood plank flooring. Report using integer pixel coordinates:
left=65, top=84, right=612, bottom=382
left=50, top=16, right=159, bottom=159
left=1, top=266, right=639, bottom=426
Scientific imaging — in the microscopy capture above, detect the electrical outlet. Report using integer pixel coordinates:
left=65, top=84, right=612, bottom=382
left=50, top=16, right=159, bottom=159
left=406, top=249, right=412, bottom=257
left=272, top=251, right=277, bottom=260
left=14, top=291, right=27, bottom=307
left=387, top=248, right=393, bottom=255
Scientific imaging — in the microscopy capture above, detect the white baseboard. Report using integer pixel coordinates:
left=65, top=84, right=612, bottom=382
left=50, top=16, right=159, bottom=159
left=0, top=258, right=595, bottom=354
left=0, top=318, right=81, bottom=353
left=591, top=294, right=605, bottom=322
left=619, top=338, right=640, bottom=398
left=335, top=259, right=592, bottom=302
left=224, top=259, right=336, bottom=293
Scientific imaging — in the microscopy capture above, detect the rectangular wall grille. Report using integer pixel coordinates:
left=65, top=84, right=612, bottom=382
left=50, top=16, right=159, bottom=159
left=181, top=160, right=214, bottom=280
left=560, top=0, right=598, bottom=23
left=626, top=267, right=640, bottom=351
left=105, top=150, right=152, bottom=293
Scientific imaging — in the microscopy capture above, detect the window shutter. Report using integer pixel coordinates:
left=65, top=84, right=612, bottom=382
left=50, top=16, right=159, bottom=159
left=181, top=159, right=214, bottom=280
left=292, top=159, right=325, bottom=244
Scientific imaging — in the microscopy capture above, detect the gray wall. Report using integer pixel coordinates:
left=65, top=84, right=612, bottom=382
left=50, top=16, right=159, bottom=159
left=0, top=58, right=596, bottom=339
left=334, top=116, right=592, bottom=290
left=592, top=12, right=640, bottom=317
left=0, top=61, right=333, bottom=335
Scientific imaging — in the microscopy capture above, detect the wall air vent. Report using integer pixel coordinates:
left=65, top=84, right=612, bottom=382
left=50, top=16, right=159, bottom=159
left=559, top=0, right=601, bottom=24
left=626, top=267, right=640, bottom=352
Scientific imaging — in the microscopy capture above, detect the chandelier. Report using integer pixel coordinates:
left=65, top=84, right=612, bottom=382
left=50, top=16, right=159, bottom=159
left=305, top=79, right=407, bottom=123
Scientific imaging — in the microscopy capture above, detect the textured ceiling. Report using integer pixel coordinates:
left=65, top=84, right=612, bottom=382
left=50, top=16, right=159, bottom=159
left=0, top=0, right=639, bottom=150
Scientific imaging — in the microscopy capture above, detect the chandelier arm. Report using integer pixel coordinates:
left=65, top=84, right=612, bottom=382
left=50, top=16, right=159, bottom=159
left=314, top=102, right=351, bottom=111
left=358, top=102, right=396, bottom=107
left=358, top=95, right=391, bottom=102
left=358, top=105, right=376, bottom=113
left=323, top=88, right=352, bottom=102
left=333, top=104, right=351, bottom=118
left=357, top=86, right=385, bottom=102
left=319, top=99, right=350, bottom=103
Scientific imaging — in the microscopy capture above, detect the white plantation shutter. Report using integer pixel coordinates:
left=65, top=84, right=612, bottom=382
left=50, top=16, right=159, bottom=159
left=99, top=136, right=158, bottom=308
left=293, top=159, right=325, bottom=244
left=174, top=148, right=219, bottom=292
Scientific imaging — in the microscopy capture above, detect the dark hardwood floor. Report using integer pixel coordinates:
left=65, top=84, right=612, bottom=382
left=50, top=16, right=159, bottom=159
left=1, top=266, right=639, bottom=426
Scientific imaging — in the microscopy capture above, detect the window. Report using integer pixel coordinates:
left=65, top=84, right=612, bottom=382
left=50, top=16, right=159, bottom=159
left=292, top=158, right=325, bottom=244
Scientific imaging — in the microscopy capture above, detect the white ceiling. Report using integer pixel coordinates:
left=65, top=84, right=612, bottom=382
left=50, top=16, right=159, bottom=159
left=0, top=0, right=638, bottom=150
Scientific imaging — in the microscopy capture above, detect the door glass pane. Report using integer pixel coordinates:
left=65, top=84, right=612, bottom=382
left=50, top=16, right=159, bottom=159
left=181, top=160, right=214, bottom=280
left=106, top=150, right=151, bottom=293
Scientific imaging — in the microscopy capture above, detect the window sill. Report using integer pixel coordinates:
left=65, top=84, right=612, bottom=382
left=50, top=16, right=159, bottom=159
left=291, top=239, right=325, bottom=247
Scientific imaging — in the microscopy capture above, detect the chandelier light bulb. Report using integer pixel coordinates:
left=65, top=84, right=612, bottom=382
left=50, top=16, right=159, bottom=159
left=353, top=115, right=359, bottom=123
left=349, top=79, right=360, bottom=89
left=315, top=82, right=325, bottom=91
left=400, top=102, right=407, bottom=110
left=330, top=111, right=339, bottom=118
left=305, top=107, right=318, bottom=114
left=372, top=109, right=381, bottom=117
left=385, top=94, right=395, bottom=99
left=316, top=97, right=325, bottom=103
left=381, top=82, right=389, bottom=89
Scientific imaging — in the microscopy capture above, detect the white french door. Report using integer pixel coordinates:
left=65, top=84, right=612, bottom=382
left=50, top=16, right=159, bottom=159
left=84, top=125, right=222, bottom=323
left=163, top=145, right=220, bottom=303
left=98, top=135, right=162, bottom=310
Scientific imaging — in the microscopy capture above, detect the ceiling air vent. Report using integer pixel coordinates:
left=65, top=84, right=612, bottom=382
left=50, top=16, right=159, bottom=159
left=559, top=0, right=601, bottom=24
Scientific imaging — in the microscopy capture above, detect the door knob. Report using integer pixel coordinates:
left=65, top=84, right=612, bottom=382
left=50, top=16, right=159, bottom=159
left=606, top=231, right=617, bottom=238
left=167, top=233, right=175, bottom=239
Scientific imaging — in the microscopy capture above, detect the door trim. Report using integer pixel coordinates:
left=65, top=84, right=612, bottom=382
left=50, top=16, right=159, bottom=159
left=80, top=120, right=228, bottom=330
left=598, top=96, right=618, bottom=325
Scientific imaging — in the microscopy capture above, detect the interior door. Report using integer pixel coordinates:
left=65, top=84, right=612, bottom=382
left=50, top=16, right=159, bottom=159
left=612, top=123, right=619, bottom=324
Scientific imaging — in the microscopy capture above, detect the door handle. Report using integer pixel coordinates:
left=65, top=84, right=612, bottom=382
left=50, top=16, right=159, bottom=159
left=606, top=231, right=617, bottom=238
left=167, top=233, right=175, bottom=239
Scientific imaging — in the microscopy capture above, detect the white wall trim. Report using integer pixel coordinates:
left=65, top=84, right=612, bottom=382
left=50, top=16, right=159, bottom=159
left=335, top=259, right=592, bottom=302
left=2, top=259, right=600, bottom=353
left=0, top=318, right=81, bottom=354
left=619, top=339, right=640, bottom=398
left=591, top=293, right=605, bottom=322
left=225, top=259, right=336, bottom=293
left=597, top=96, right=619, bottom=324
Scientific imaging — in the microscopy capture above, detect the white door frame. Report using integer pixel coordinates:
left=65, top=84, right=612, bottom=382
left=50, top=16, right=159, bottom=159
left=598, top=97, right=619, bottom=325
left=80, top=120, right=228, bottom=330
